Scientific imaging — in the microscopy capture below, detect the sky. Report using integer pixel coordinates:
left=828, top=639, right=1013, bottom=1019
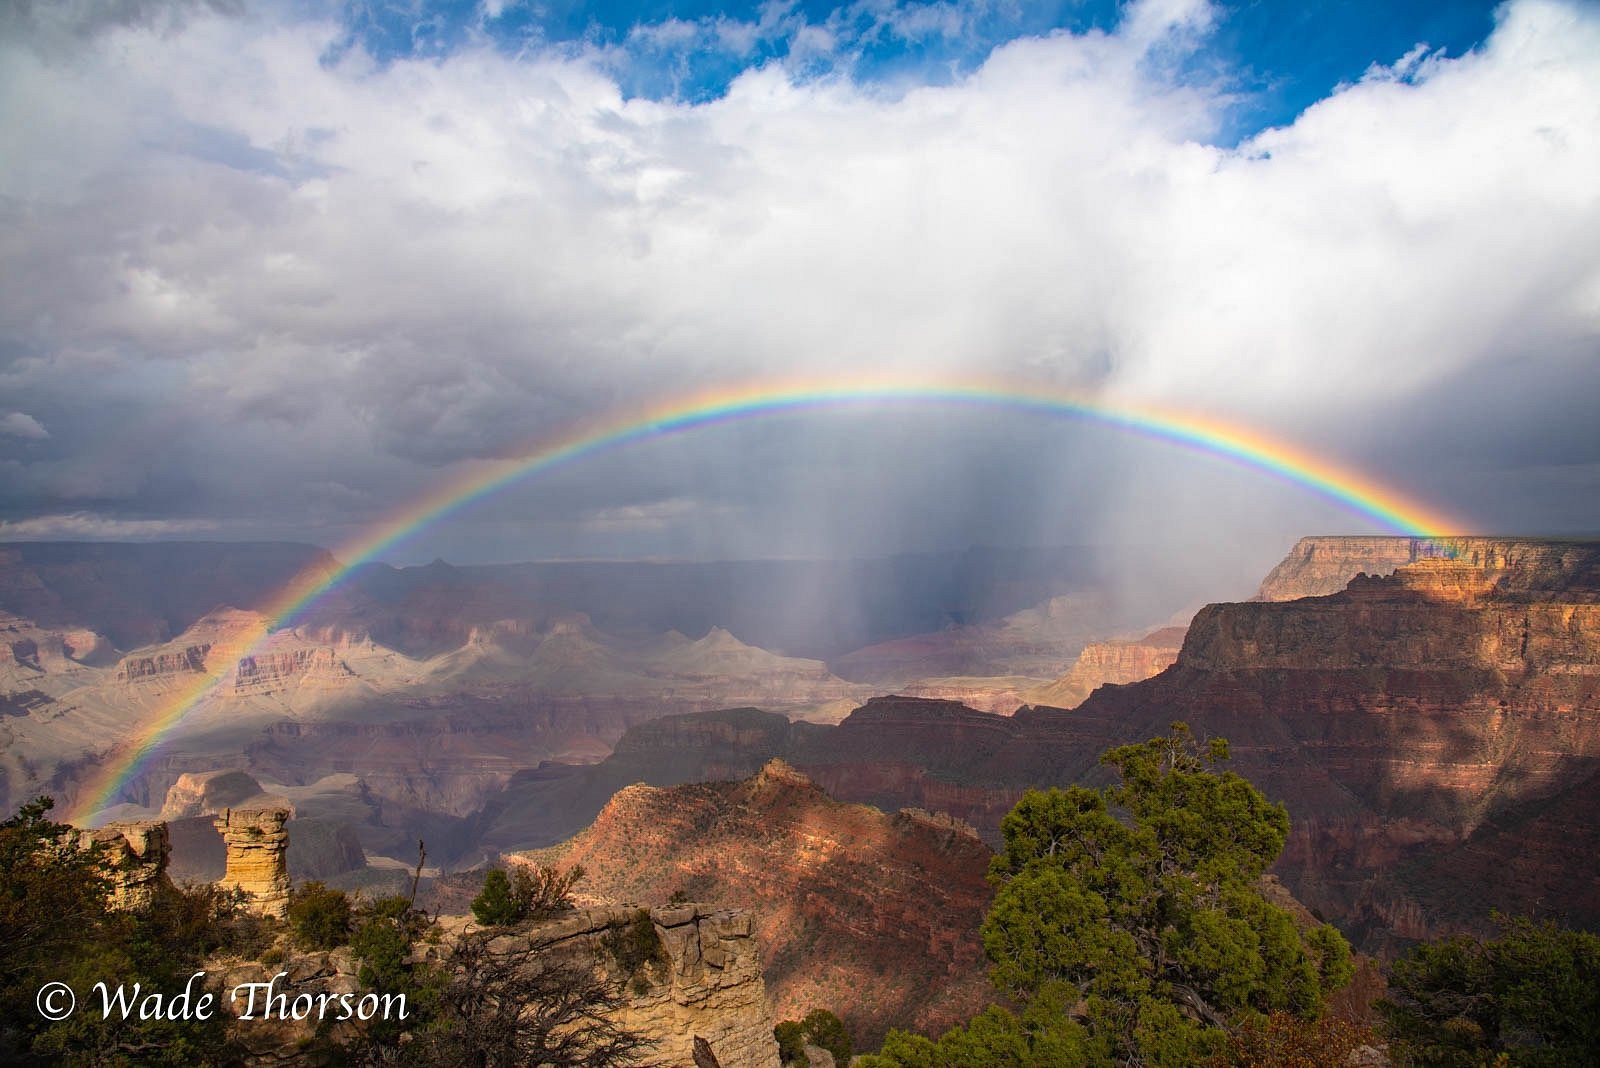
left=1, top=0, right=1597, bottom=577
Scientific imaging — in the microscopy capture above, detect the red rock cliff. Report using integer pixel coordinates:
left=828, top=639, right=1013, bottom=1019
left=520, top=759, right=994, bottom=1048
left=1253, top=535, right=1600, bottom=602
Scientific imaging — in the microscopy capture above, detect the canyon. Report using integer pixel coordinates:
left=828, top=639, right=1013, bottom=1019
left=0, top=540, right=1133, bottom=875
left=8, top=534, right=1600, bottom=962
left=483, top=537, right=1600, bottom=954
left=0, top=591, right=871, bottom=872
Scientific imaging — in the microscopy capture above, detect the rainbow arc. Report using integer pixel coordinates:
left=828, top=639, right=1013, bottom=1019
left=65, top=378, right=1465, bottom=824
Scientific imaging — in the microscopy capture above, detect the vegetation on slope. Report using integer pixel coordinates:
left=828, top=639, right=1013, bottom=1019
left=776, top=1007, right=854, bottom=1066
left=859, top=724, right=1358, bottom=1067
left=0, top=798, right=260, bottom=1065
left=1379, top=916, right=1600, bottom=1066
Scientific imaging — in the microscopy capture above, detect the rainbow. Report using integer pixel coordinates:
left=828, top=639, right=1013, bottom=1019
left=65, top=377, right=1464, bottom=824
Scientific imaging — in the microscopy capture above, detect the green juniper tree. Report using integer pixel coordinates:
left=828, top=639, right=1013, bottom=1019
left=471, top=869, right=521, bottom=927
left=287, top=880, right=353, bottom=950
left=471, top=864, right=584, bottom=927
left=861, top=724, right=1353, bottom=1067
left=1380, top=915, right=1600, bottom=1067
left=774, top=1008, right=852, bottom=1066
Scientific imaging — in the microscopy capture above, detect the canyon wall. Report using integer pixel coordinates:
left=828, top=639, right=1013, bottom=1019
left=1253, top=535, right=1600, bottom=601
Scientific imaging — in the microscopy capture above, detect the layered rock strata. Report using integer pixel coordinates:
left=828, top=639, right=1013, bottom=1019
left=1253, top=535, right=1600, bottom=602
left=231, top=648, right=354, bottom=695
left=1026, top=626, right=1187, bottom=709
left=518, top=759, right=994, bottom=1046
left=215, top=802, right=294, bottom=918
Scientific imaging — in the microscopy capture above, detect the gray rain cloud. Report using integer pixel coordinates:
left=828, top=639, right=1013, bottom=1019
left=1, top=0, right=1597, bottom=568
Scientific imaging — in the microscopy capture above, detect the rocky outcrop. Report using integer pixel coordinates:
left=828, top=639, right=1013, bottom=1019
left=1, top=611, right=113, bottom=671
left=1181, top=584, right=1600, bottom=676
left=523, top=904, right=780, bottom=1068
left=518, top=759, right=994, bottom=1047
left=232, top=648, right=354, bottom=696
left=801, top=1045, right=836, bottom=1068
left=1026, top=626, right=1187, bottom=709
left=161, top=770, right=274, bottom=818
left=204, top=904, right=778, bottom=1068
left=1254, top=536, right=1425, bottom=600
left=896, top=677, right=1038, bottom=714
left=1253, top=535, right=1600, bottom=602
left=215, top=802, right=294, bottom=918
left=209, top=944, right=368, bottom=1065
left=159, top=771, right=369, bottom=883
left=78, top=819, right=171, bottom=910
left=110, top=608, right=358, bottom=696
left=115, top=644, right=211, bottom=681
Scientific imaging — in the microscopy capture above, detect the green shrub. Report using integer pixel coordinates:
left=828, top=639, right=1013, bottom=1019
left=512, top=862, right=585, bottom=921
left=472, top=864, right=585, bottom=926
left=775, top=1019, right=809, bottom=1066
left=859, top=725, right=1353, bottom=1067
left=348, top=894, right=442, bottom=1050
left=288, top=880, right=353, bottom=949
left=1380, top=915, right=1600, bottom=1066
left=775, top=1010, right=851, bottom=1066
left=800, top=1009, right=852, bottom=1065
left=601, top=909, right=668, bottom=994
left=472, top=868, right=521, bottom=926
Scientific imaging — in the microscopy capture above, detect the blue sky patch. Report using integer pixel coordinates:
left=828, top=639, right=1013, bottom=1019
left=330, top=0, right=1499, bottom=138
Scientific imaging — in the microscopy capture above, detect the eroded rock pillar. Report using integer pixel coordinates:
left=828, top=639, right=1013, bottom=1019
left=214, top=803, right=292, bottom=918
left=79, top=820, right=172, bottom=911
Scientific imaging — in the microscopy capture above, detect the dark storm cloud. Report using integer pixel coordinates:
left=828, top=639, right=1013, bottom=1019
left=0, top=0, right=243, bottom=45
left=1, top=0, right=1597, bottom=559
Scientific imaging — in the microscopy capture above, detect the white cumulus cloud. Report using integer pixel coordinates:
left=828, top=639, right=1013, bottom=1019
left=0, top=0, right=1596, bottom=561
left=0, top=413, right=48, bottom=439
